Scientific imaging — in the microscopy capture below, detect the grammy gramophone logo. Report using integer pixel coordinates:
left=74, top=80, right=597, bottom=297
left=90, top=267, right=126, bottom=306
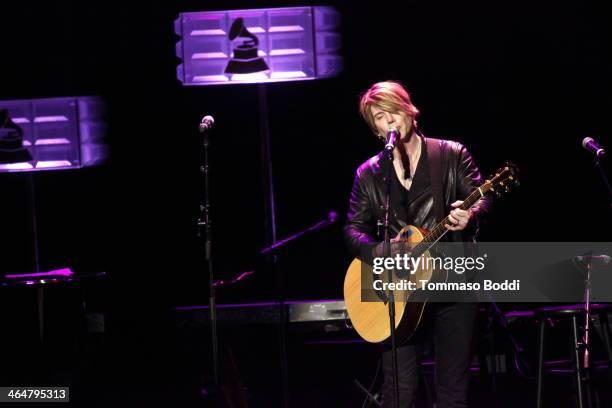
left=0, top=109, right=32, bottom=164
left=224, top=17, right=270, bottom=75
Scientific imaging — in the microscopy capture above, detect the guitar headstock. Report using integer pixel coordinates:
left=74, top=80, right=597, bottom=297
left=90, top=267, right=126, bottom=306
left=485, top=161, right=519, bottom=198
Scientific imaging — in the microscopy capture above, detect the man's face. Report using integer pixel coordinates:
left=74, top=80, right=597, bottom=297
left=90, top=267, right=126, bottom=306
left=370, top=106, right=413, bottom=142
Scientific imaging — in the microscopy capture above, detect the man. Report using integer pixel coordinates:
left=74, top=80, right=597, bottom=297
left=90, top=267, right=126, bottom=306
left=344, top=81, right=490, bottom=407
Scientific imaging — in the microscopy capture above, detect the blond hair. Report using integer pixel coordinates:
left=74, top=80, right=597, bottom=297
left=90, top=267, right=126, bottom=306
left=359, top=81, right=420, bottom=136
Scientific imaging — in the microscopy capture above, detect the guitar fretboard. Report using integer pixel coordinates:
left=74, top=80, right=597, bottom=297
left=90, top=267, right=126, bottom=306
left=411, top=184, right=489, bottom=257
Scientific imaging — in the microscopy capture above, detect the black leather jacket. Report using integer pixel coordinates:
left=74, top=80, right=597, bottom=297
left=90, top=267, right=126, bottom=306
left=343, top=136, right=490, bottom=260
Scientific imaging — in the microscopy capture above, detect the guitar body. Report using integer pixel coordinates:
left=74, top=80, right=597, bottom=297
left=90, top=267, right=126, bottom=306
left=343, top=225, right=444, bottom=344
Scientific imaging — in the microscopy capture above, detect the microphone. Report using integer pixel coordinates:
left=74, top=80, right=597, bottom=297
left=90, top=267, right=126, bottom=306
left=582, top=137, right=606, bottom=158
left=385, top=127, right=399, bottom=152
left=574, top=254, right=611, bottom=265
left=199, top=115, right=215, bottom=133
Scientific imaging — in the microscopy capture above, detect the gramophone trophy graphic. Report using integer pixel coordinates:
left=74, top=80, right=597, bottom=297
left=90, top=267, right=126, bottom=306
left=0, top=109, right=32, bottom=164
left=224, top=18, right=270, bottom=75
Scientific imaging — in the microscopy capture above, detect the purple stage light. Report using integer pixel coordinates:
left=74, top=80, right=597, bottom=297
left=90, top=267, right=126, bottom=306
left=0, top=96, right=107, bottom=173
left=175, top=6, right=342, bottom=85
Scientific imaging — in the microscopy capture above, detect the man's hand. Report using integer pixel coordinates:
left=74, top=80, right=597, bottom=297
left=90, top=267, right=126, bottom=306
left=372, top=232, right=407, bottom=258
left=445, top=200, right=472, bottom=231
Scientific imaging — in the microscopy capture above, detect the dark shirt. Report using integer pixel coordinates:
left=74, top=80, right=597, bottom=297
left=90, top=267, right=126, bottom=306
left=389, top=140, right=432, bottom=230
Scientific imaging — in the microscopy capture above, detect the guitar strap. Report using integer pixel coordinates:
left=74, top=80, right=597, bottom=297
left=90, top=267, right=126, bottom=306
left=425, top=136, right=445, bottom=222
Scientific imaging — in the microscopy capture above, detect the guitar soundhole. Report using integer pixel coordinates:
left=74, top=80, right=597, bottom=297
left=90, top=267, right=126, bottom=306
left=395, top=267, right=410, bottom=279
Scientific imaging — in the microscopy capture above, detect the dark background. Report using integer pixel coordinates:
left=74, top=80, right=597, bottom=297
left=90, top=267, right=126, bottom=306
left=0, top=0, right=611, bottom=406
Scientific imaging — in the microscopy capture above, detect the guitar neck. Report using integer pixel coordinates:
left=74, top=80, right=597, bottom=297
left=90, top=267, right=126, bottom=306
left=412, top=185, right=487, bottom=256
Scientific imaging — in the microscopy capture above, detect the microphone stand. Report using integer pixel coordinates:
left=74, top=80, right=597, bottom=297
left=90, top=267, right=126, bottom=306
left=579, top=253, right=595, bottom=408
left=354, top=379, right=382, bottom=407
left=592, top=154, right=612, bottom=208
left=581, top=145, right=610, bottom=405
left=214, top=212, right=339, bottom=288
left=260, top=212, right=338, bottom=256
left=196, top=122, right=220, bottom=399
left=382, top=145, right=400, bottom=408
left=258, top=212, right=337, bottom=408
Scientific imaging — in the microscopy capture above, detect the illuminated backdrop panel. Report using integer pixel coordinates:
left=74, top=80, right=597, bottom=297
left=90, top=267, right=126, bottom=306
left=175, top=6, right=342, bottom=86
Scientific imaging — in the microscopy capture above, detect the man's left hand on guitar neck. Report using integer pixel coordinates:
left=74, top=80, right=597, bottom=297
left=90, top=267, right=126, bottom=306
left=445, top=200, right=473, bottom=231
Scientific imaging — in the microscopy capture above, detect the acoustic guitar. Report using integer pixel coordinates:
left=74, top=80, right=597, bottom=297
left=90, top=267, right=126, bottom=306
left=343, top=162, right=518, bottom=343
